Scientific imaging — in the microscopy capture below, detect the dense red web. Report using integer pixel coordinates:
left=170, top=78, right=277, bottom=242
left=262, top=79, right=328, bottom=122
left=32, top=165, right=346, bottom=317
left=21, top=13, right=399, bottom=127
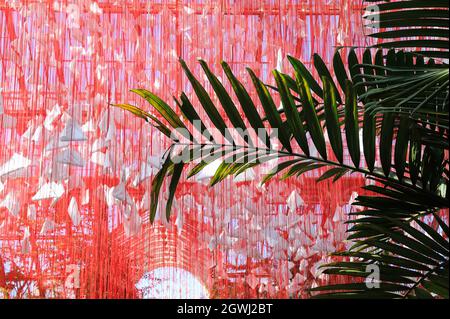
left=0, top=0, right=374, bottom=298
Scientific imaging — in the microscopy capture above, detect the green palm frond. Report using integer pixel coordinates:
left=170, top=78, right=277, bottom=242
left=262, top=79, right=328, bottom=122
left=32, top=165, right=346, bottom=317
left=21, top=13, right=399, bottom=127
left=311, top=179, right=449, bottom=299
left=364, top=0, right=449, bottom=59
left=360, top=0, right=449, bottom=149
left=356, top=50, right=449, bottom=149
left=114, top=55, right=447, bottom=220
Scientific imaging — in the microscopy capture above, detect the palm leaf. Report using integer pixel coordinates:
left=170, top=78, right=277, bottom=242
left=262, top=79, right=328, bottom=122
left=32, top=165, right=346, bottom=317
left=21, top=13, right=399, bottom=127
left=121, top=56, right=446, bottom=223
left=364, top=0, right=449, bottom=59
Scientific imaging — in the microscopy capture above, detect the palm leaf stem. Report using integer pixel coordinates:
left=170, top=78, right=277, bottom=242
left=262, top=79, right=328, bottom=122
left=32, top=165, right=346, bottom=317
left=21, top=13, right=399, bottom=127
left=167, top=141, right=447, bottom=206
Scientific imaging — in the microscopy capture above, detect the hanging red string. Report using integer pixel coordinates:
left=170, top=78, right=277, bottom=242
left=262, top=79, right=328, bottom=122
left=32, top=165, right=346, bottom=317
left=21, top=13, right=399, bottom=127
left=0, top=0, right=371, bottom=299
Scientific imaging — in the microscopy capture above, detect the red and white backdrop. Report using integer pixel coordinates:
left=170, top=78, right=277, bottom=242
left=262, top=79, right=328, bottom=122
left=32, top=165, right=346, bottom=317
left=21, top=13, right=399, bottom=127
left=0, top=0, right=374, bottom=298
